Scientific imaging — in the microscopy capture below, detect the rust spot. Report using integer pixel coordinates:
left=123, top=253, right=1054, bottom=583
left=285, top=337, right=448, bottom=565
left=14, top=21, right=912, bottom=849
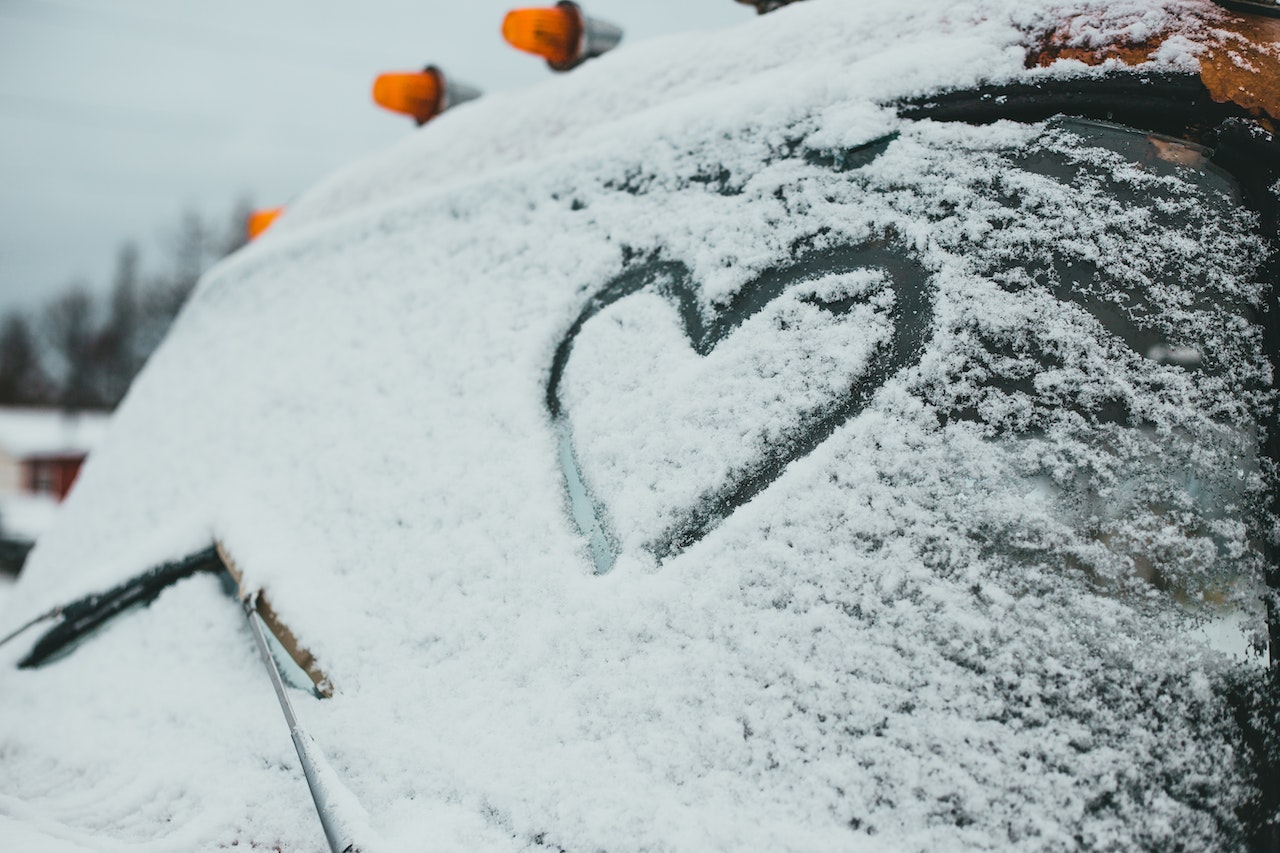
left=1199, top=15, right=1280, bottom=122
left=1029, top=39, right=1170, bottom=69
left=1028, top=9, right=1280, bottom=124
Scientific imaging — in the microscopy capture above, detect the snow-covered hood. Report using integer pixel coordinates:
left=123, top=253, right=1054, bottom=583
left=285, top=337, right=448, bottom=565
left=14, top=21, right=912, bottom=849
left=1, top=0, right=1278, bottom=850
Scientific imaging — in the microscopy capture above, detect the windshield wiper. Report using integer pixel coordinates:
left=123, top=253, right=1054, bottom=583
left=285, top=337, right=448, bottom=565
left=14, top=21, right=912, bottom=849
left=8, top=546, right=223, bottom=667
left=1, top=543, right=368, bottom=852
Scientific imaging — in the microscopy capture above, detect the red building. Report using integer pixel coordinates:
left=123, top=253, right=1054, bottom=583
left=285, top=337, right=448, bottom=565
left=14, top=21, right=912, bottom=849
left=21, top=453, right=89, bottom=501
left=0, top=409, right=111, bottom=559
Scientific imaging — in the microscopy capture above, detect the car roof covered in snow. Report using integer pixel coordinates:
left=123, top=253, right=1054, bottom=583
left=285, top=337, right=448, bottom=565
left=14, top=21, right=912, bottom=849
left=1, top=0, right=1277, bottom=850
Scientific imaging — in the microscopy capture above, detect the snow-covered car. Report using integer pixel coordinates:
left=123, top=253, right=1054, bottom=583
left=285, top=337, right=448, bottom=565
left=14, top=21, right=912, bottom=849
left=2, top=0, right=1278, bottom=850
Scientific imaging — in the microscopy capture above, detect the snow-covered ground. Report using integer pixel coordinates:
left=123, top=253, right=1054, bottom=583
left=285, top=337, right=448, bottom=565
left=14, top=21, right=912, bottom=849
left=0, top=0, right=1275, bottom=850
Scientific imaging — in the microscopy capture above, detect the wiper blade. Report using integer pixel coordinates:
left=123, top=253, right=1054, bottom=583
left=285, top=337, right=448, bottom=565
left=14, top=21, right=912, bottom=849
left=3, top=542, right=367, bottom=849
left=15, top=546, right=223, bottom=668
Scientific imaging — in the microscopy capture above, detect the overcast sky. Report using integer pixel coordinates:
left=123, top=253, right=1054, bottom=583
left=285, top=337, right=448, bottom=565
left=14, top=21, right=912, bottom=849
left=0, top=0, right=753, bottom=314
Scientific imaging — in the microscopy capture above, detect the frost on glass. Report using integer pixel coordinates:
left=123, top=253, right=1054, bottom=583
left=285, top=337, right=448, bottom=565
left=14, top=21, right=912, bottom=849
left=551, top=242, right=932, bottom=570
left=557, top=117, right=1272, bottom=627
left=907, top=119, right=1271, bottom=614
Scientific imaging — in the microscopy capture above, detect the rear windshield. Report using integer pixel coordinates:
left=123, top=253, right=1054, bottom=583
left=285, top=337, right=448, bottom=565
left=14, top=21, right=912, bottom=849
left=554, top=116, right=1272, bottom=641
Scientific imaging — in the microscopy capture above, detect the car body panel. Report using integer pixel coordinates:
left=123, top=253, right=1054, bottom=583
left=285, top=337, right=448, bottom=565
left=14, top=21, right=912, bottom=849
left=0, top=1, right=1277, bottom=850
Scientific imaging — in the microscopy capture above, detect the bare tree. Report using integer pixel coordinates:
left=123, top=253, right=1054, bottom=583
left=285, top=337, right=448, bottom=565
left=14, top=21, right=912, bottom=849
left=142, top=208, right=219, bottom=342
left=0, top=311, right=54, bottom=406
left=93, top=242, right=146, bottom=406
left=109, top=242, right=141, bottom=334
left=19, top=196, right=255, bottom=411
left=43, top=285, right=106, bottom=411
left=221, top=195, right=254, bottom=258
left=168, top=207, right=212, bottom=298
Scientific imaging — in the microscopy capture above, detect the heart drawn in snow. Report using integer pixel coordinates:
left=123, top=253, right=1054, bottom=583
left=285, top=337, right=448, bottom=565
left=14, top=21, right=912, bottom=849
left=547, top=237, right=934, bottom=572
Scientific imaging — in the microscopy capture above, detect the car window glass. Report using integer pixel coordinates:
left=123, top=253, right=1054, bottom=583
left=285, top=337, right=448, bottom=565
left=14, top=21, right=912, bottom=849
left=554, top=116, right=1271, bottom=649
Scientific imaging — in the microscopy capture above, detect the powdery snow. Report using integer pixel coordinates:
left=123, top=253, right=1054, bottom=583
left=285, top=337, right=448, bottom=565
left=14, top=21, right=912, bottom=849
left=0, top=492, right=60, bottom=543
left=0, top=0, right=1275, bottom=850
left=0, top=407, right=110, bottom=459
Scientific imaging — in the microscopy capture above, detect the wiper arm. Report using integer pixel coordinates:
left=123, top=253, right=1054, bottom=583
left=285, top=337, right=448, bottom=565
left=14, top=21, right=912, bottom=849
left=11, top=546, right=223, bottom=668
left=241, top=591, right=364, bottom=853
left=0, top=603, right=60, bottom=649
left=3, top=542, right=369, bottom=851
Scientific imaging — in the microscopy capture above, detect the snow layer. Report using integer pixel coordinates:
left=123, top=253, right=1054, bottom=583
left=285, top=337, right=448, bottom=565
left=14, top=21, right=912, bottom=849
left=0, top=407, right=109, bottom=458
left=0, top=492, right=59, bottom=542
left=1, top=0, right=1275, bottom=851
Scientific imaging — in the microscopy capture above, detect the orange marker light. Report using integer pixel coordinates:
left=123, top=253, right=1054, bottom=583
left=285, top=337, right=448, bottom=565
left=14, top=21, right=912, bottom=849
left=246, top=207, right=283, bottom=241
left=371, top=66, right=482, bottom=126
left=502, top=2, right=622, bottom=71
left=373, top=69, right=443, bottom=125
left=503, top=4, right=583, bottom=67
left=735, top=0, right=800, bottom=12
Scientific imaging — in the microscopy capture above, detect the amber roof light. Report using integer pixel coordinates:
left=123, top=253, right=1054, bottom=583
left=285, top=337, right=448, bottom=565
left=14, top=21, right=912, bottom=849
left=372, top=66, right=482, bottom=126
left=246, top=207, right=283, bottom=241
left=502, top=2, right=622, bottom=71
left=734, top=0, right=805, bottom=12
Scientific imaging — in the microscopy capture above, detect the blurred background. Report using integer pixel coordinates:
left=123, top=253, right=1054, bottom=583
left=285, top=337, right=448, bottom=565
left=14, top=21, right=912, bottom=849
left=0, top=0, right=752, bottom=409
left=0, top=0, right=752, bottom=580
